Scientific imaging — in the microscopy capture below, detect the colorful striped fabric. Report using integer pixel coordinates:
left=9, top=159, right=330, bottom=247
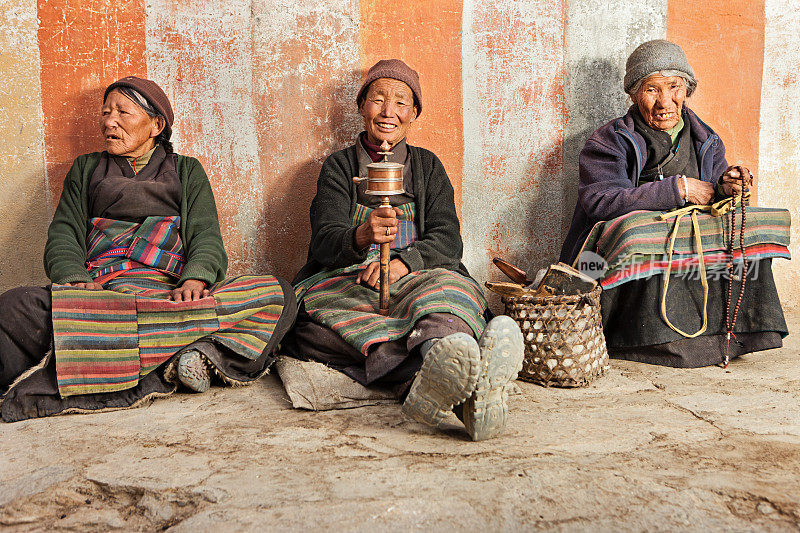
left=298, top=268, right=487, bottom=356
left=51, top=216, right=287, bottom=398
left=296, top=201, right=486, bottom=355
left=53, top=273, right=286, bottom=397
left=351, top=202, right=417, bottom=252
left=577, top=207, right=791, bottom=289
left=86, top=216, right=185, bottom=282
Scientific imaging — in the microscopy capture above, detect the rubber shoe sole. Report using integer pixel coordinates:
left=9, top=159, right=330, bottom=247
left=463, top=315, right=524, bottom=441
left=402, top=333, right=481, bottom=427
left=177, top=350, right=211, bottom=393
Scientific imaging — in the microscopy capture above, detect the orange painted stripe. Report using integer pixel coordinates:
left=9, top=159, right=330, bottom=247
left=37, top=0, right=147, bottom=205
left=146, top=8, right=258, bottom=276
left=667, top=0, right=765, bottom=203
left=359, top=0, right=464, bottom=217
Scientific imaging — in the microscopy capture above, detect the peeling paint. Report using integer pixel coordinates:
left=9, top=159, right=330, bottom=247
left=462, top=0, right=567, bottom=290
left=252, top=0, right=361, bottom=280
left=145, top=0, right=264, bottom=276
left=360, top=0, right=464, bottom=215
left=758, top=0, right=800, bottom=309
left=0, top=0, right=48, bottom=289
left=37, top=0, right=147, bottom=205
left=145, top=0, right=360, bottom=281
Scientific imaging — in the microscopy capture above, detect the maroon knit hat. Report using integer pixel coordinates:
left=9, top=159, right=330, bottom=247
left=356, top=59, right=422, bottom=116
left=104, top=76, right=174, bottom=139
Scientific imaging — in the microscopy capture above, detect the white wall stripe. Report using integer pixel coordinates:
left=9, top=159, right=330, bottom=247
left=0, top=0, right=48, bottom=289
left=562, top=0, right=668, bottom=240
left=145, top=0, right=264, bottom=276
left=462, top=0, right=567, bottom=296
left=758, top=0, right=800, bottom=309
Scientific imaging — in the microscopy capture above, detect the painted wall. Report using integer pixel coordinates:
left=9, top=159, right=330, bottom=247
left=0, top=0, right=47, bottom=288
left=0, top=0, right=797, bottom=309
left=759, top=0, right=800, bottom=308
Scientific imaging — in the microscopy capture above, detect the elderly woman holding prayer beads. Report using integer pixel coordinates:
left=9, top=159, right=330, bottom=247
left=283, top=59, right=524, bottom=441
left=0, top=76, right=297, bottom=422
left=560, top=40, right=789, bottom=368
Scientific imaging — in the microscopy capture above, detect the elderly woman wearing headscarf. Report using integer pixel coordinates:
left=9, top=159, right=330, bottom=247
left=560, top=40, right=789, bottom=368
left=0, top=76, right=297, bottom=422
left=284, top=59, right=523, bottom=441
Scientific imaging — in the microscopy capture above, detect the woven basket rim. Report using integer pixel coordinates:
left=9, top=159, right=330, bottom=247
left=500, top=284, right=601, bottom=305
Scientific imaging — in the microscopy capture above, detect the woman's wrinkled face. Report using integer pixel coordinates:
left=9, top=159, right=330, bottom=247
left=360, top=78, right=418, bottom=147
left=100, top=89, right=164, bottom=157
left=633, top=75, right=687, bottom=131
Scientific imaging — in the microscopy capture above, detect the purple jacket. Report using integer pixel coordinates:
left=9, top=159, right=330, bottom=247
left=559, top=106, right=728, bottom=264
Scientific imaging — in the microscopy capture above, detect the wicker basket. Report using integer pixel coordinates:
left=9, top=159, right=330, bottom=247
left=503, top=286, right=609, bottom=387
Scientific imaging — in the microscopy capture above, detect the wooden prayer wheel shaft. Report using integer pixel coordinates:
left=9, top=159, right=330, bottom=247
left=363, top=142, right=405, bottom=315
left=379, top=197, right=391, bottom=315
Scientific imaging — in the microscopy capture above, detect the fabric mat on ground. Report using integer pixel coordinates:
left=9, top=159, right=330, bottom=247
left=274, top=355, right=398, bottom=410
left=274, top=356, right=523, bottom=411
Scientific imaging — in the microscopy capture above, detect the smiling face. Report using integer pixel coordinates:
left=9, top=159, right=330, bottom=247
left=100, top=89, right=164, bottom=157
left=633, top=74, right=687, bottom=131
left=359, top=78, right=418, bottom=147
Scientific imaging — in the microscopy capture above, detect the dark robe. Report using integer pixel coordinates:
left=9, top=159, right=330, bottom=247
left=0, top=148, right=297, bottom=422
left=633, top=109, right=700, bottom=183
left=603, top=110, right=786, bottom=367
left=282, top=136, right=475, bottom=389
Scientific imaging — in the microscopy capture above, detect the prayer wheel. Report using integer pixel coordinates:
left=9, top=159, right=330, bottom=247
left=354, top=142, right=405, bottom=315
left=363, top=161, right=404, bottom=195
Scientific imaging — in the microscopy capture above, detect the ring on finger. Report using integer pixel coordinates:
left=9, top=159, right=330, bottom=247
left=385, top=227, right=391, bottom=236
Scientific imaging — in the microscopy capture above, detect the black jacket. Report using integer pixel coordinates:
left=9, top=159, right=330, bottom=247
left=294, top=142, right=470, bottom=284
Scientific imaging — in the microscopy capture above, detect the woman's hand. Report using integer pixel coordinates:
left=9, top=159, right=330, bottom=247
left=170, top=279, right=210, bottom=302
left=354, top=206, right=403, bottom=250
left=357, top=259, right=410, bottom=290
left=67, top=281, right=103, bottom=290
left=677, top=176, right=715, bottom=205
left=718, top=165, right=753, bottom=197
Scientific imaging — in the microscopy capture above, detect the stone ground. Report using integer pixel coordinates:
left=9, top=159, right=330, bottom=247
left=1, top=312, right=799, bottom=532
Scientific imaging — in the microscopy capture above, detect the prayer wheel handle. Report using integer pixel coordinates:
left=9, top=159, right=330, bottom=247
left=354, top=140, right=398, bottom=316
left=378, top=196, right=391, bottom=315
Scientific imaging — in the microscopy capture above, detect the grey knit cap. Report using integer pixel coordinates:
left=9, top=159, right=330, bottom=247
left=624, top=40, right=696, bottom=96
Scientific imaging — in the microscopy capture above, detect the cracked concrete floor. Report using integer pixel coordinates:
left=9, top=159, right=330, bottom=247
left=1, top=312, right=799, bottom=532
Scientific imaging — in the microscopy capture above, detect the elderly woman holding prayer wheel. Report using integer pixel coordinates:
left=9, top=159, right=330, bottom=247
left=560, top=40, right=790, bottom=368
left=0, top=76, right=297, bottom=422
left=283, top=59, right=523, bottom=441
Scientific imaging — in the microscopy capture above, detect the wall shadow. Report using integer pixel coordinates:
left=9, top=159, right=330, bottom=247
left=0, top=174, right=50, bottom=292
left=327, top=69, right=365, bottom=150
left=253, top=74, right=363, bottom=283
left=481, top=58, right=627, bottom=312
left=561, top=57, right=630, bottom=249
left=480, top=141, right=566, bottom=313
left=254, top=158, right=320, bottom=282
left=46, top=86, right=106, bottom=205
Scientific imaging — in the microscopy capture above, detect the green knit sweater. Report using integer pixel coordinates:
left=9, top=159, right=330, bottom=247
left=44, top=152, right=228, bottom=286
left=294, top=143, right=469, bottom=283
